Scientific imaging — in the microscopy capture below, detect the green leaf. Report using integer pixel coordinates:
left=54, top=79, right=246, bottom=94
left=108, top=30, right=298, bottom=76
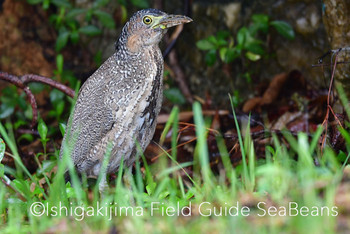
left=93, top=10, right=116, bottom=28
left=42, top=0, right=50, bottom=10
left=50, top=89, right=65, bottom=105
left=205, top=49, right=217, bottom=66
left=0, top=138, right=5, bottom=162
left=238, top=27, right=264, bottom=53
left=51, top=0, right=72, bottom=8
left=24, top=105, right=33, bottom=120
left=216, top=30, right=231, bottom=40
left=38, top=119, right=48, bottom=141
left=270, top=20, right=295, bottom=40
left=59, top=123, right=66, bottom=136
left=220, top=47, right=240, bottom=63
left=131, top=0, right=149, bottom=8
left=117, top=0, right=126, bottom=6
left=11, top=180, right=27, bottom=195
left=146, top=182, right=156, bottom=195
left=216, top=38, right=228, bottom=47
left=93, top=0, right=110, bottom=7
left=231, top=90, right=242, bottom=107
left=37, top=160, right=57, bottom=175
left=0, top=164, right=4, bottom=178
left=164, top=88, right=186, bottom=105
left=56, top=54, right=64, bottom=74
left=78, top=25, right=102, bottom=36
left=251, top=14, right=269, bottom=34
left=158, top=191, right=170, bottom=199
left=0, top=104, right=14, bottom=119
left=66, top=8, right=86, bottom=20
left=219, top=47, right=227, bottom=62
left=27, top=0, right=43, bottom=5
left=18, top=93, right=28, bottom=110
left=56, top=31, right=70, bottom=52
left=14, top=120, right=27, bottom=130
left=245, top=51, right=261, bottom=61
left=252, top=14, right=269, bottom=25
left=206, top=35, right=217, bottom=44
left=61, top=69, right=78, bottom=88
left=17, top=134, right=34, bottom=143
left=94, top=50, right=103, bottom=67
left=55, top=100, right=65, bottom=117
left=49, top=14, right=58, bottom=25
left=245, top=42, right=265, bottom=55
left=196, top=39, right=215, bottom=51
left=28, top=83, right=45, bottom=93
left=225, top=48, right=240, bottom=63
left=70, top=30, right=79, bottom=44
left=85, top=9, right=93, bottom=21
left=237, top=27, right=248, bottom=46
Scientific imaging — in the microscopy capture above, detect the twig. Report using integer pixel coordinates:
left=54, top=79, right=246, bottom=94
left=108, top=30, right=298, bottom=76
left=162, top=0, right=192, bottom=58
left=311, top=61, right=349, bottom=67
left=318, top=48, right=350, bottom=64
left=312, top=47, right=350, bottom=67
left=320, top=50, right=343, bottom=149
left=17, top=128, right=40, bottom=136
left=167, top=50, right=194, bottom=103
left=21, top=74, right=75, bottom=98
left=151, top=121, right=219, bottom=162
left=311, top=48, right=349, bottom=149
left=163, top=24, right=184, bottom=58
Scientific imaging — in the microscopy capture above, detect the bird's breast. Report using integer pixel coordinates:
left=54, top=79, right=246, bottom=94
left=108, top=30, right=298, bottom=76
left=109, top=47, right=163, bottom=151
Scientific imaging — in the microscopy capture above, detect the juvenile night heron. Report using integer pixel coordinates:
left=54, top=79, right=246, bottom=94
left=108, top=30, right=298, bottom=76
left=59, top=9, right=192, bottom=192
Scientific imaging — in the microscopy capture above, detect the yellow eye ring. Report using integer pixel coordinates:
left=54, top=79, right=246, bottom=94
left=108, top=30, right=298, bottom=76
left=143, top=16, right=152, bottom=25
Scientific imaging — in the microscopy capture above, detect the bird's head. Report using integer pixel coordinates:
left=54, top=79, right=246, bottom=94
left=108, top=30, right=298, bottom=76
left=118, top=9, right=192, bottom=53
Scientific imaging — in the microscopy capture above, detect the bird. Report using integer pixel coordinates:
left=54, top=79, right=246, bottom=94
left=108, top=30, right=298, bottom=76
left=59, top=9, right=192, bottom=192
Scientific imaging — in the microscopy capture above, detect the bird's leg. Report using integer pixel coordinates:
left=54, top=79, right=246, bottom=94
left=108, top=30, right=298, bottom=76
left=97, top=142, right=114, bottom=197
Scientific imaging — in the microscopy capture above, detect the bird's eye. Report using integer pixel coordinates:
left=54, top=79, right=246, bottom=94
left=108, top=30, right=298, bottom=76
left=143, top=16, right=152, bottom=25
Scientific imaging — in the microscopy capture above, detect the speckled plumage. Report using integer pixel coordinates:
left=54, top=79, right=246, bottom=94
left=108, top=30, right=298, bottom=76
left=59, top=9, right=192, bottom=187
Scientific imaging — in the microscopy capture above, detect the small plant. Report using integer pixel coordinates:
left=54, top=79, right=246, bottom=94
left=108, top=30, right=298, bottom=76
left=196, top=14, right=295, bottom=66
left=27, top=0, right=116, bottom=52
left=38, top=118, right=49, bottom=156
left=163, top=71, right=187, bottom=105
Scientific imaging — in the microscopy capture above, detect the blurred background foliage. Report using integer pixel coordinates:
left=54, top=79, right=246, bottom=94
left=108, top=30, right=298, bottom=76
left=0, top=1, right=350, bottom=232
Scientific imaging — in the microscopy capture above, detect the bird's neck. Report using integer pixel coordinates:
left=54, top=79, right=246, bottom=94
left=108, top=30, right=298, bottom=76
left=115, top=25, right=162, bottom=61
left=115, top=41, right=161, bottom=62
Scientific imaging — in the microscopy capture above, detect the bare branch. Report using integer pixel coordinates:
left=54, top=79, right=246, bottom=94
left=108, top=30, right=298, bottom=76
left=21, top=74, right=75, bottom=98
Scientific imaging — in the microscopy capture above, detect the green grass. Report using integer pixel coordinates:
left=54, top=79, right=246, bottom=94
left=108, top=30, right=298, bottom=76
left=0, top=100, right=349, bottom=233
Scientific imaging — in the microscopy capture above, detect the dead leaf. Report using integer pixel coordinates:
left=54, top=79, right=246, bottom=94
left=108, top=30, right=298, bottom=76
left=262, top=73, right=288, bottom=105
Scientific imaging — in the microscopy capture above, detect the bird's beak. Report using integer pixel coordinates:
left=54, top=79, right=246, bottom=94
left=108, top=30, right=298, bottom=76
left=153, top=14, right=193, bottom=29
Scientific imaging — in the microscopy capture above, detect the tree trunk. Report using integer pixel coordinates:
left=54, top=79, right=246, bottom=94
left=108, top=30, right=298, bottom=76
left=322, top=0, right=350, bottom=94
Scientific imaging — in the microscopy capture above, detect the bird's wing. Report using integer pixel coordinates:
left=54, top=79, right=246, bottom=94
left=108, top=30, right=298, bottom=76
left=64, top=55, right=134, bottom=164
